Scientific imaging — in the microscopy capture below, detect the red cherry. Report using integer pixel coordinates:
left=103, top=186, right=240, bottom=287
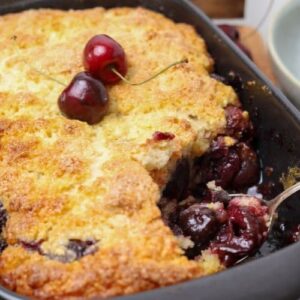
left=58, top=72, right=109, bottom=125
left=83, top=34, right=127, bottom=85
left=218, top=24, right=240, bottom=41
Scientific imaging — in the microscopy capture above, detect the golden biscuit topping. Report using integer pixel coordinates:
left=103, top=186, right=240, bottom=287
left=0, top=7, right=239, bottom=299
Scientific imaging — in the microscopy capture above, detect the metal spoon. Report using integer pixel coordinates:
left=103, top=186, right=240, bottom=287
left=230, top=182, right=300, bottom=234
left=230, top=182, right=300, bottom=264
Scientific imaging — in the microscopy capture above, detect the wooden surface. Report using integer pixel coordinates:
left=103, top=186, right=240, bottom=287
left=238, top=26, right=277, bottom=84
left=190, top=1, right=276, bottom=83
left=192, top=0, right=245, bottom=18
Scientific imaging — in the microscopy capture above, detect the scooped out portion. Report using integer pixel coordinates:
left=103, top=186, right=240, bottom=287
left=160, top=101, right=269, bottom=266
left=161, top=184, right=269, bottom=267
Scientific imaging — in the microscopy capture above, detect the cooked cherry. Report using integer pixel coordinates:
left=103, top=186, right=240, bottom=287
left=201, top=188, right=231, bottom=205
left=233, top=143, right=260, bottom=189
left=210, top=136, right=229, bottom=159
left=193, top=144, right=241, bottom=189
left=0, top=202, right=7, bottom=231
left=163, top=159, right=190, bottom=201
left=278, top=223, right=300, bottom=245
left=210, top=201, right=267, bottom=266
left=218, top=25, right=252, bottom=60
left=218, top=24, right=240, bottom=41
left=0, top=203, right=8, bottom=253
left=178, top=196, right=198, bottom=211
left=215, top=148, right=241, bottom=188
left=226, top=71, right=244, bottom=92
left=67, top=239, right=97, bottom=259
left=225, top=106, right=254, bottom=141
left=83, top=34, right=127, bottom=85
left=258, top=181, right=276, bottom=198
left=153, top=131, right=175, bottom=141
left=21, top=240, right=44, bottom=254
left=58, top=72, right=109, bottom=125
left=0, top=238, right=7, bottom=252
left=179, top=205, right=220, bottom=245
left=290, top=225, right=300, bottom=243
left=229, top=197, right=268, bottom=217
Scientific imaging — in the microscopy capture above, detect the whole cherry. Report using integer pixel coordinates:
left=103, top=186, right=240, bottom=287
left=58, top=72, right=109, bottom=125
left=179, top=205, right=220, bottom=245
left=218, top=24, right=240, bottom=41
left=58, top=35, right=186, bottom=125
left=83, top=34, right=127, bottom=85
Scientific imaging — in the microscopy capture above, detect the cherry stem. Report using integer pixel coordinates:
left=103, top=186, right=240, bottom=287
left=31, top=66, right=66, bottom=87
left=111, top=58, right=188, bottom=86
left=11, top=35, right=66, bottom=87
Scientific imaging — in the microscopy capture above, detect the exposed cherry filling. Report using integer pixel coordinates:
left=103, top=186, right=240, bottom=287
left=0, top=202, right=7, bottom=253
left=159, top=104, right=269, bottom=266
left=18, top=239, right=98, bottom=263
left=160, top=190, right=268, bottom=265
left=210, top=199, right=268, bottom=266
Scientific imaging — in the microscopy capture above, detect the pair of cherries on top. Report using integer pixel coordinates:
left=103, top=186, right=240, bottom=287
left=59, top=35, right=186, bottom=124
left=58, top=35, right=127, bottom=125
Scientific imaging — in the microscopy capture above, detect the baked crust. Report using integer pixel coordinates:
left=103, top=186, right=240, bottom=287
left=0, top=7, right=237, bottom=299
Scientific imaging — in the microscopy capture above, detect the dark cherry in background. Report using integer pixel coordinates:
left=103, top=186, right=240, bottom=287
left=218, top=24, right=253, bottom=60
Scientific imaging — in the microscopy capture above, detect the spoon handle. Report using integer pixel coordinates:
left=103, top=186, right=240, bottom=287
left=269, top=182, right=300, bottom=218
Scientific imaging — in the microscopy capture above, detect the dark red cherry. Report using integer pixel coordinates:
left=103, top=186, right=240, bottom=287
left=179, top=205, right=220, bottom=245
left=218, top=24, right=240, bottom=41
left=233, top=143, right=260, bottom=189
left=0, top=202, right=7, bottom=253
left=83, top=34, right=127, bottom=85
left=0, top=202, right=7, bottom=230
left=225, top=106, right=254, bottom=140
left=210, top=203, right=267, bottom=266
left=67, top=239, right=97, bottom=259
left=153, top=131, right=175, bottom=141
left=58, top=72, right=109, bottom=125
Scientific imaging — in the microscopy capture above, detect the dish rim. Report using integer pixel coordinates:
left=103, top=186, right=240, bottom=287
left=268, top=0, right=300, bottom=90
left=0, top=1, right=299, bottom=299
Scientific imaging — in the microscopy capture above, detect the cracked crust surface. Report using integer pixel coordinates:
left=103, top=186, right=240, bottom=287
left=0, top=7, right=237, bottom=299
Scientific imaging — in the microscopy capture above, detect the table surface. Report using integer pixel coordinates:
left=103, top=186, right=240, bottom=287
left=239, top=26, right=276, bottom=84
left=191, top=0, right=279, bottom=85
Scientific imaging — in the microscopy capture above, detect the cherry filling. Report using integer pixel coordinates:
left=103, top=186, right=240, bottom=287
left=274, top=222, right=300, bottom=245
left=19, top=239, right=98, bottom=262
left=67, top=239, right=98, bottom=259
left=225, top=105, right=254, bottom=141
left=194, top=106, right=259, bottom=191
left=159, top=103, right=268, bottom=266
left=153, top=131, right=175, bottom=141
left=179, top=205, right=220, bottom=250
left=21, top=240, right=44, bottom=254
left=0, top=202, right=7, bottom=253
left=210, top=199, right=268, bottom=266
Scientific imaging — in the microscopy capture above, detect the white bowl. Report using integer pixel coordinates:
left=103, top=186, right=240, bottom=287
left=268, top=0, right=300, bottom=109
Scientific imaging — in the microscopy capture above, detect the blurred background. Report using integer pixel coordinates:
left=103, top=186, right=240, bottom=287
left=194, top=0, right=300, bottom=119
left=193, top=0, right=284, bottom=39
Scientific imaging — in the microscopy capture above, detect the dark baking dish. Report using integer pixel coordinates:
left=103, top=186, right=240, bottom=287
left=0, top=0, right=300, bottom=300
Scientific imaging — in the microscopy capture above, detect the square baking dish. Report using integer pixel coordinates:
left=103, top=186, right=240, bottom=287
left=0, top=1, right=299, bottom=300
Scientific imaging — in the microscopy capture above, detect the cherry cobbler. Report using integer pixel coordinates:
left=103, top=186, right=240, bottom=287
left=0, top=6, right=271, bottom=299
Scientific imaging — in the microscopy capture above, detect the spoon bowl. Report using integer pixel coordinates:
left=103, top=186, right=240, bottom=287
left=231, top=182, right=300, bottom=233
left=230, top=182, right=300, bottom=264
